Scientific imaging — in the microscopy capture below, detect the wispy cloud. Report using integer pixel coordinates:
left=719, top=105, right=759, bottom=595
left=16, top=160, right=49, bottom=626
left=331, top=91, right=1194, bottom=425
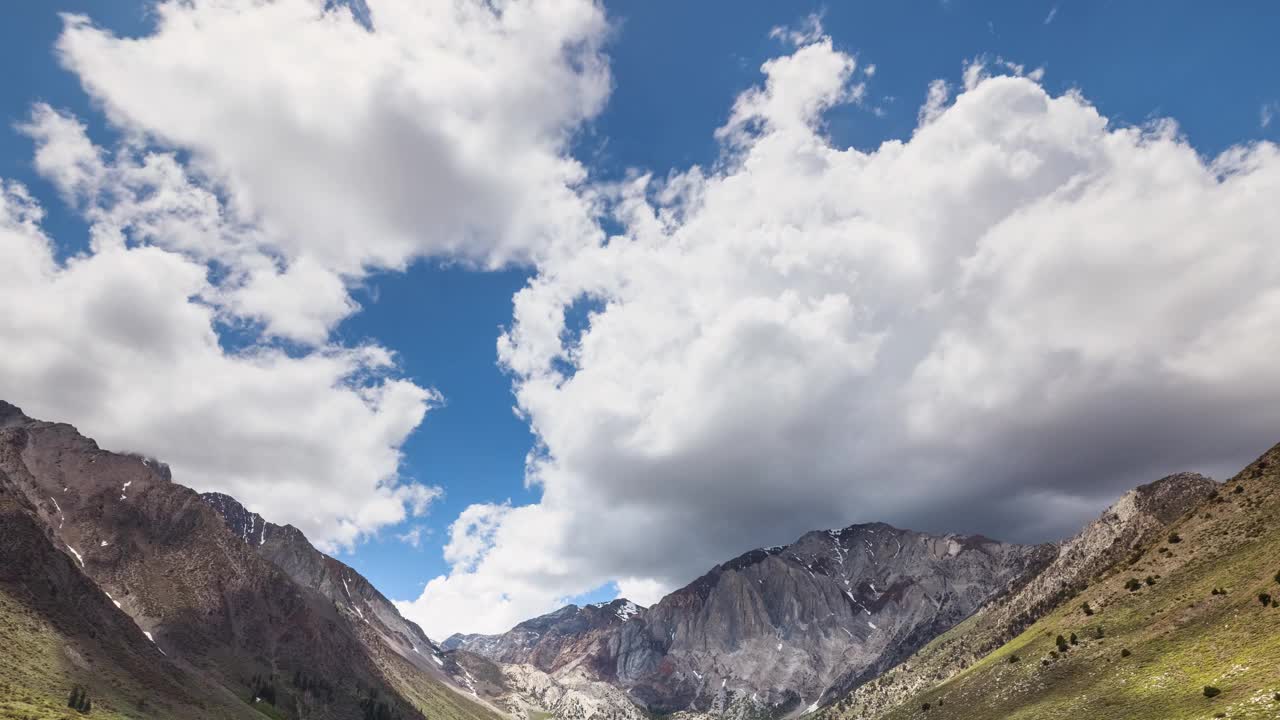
left=1262, top=101, right=1279, bottom=129
left=397, top=526, right=431, bottom=549
left=1044, top=5, right=1059, bottom=24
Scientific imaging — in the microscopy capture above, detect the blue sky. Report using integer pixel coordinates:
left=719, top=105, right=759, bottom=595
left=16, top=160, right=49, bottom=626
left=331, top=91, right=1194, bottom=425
left=3, top=1, right=1279, bottom=623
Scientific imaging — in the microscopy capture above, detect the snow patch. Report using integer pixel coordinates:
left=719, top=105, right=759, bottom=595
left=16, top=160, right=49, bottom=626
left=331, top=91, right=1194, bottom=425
left=867, top=621, right=877, bottom=630
left=66, top=545, right=84, bottom=567
left=100, top=540, right=109, bottom=547
left=142, top=630, right=165, bottom=654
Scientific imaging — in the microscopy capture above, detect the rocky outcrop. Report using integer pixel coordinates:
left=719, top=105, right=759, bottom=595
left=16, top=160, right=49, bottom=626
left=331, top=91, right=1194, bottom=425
left=452, top=523, right=1054, bottom=717
left=445, top=599, right=643, bottom=672
left=831, top=471, right=1217, bottom=719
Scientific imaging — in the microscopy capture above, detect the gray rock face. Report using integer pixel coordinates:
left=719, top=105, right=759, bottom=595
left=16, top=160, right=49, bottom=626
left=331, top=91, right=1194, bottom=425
left=453, top=523, right=1054, bottom=715
left=444, top=599, right=643, bottom=670
left=834, top=471, right=1218, bottom=719
left=202, top=491, right=446, bottom=668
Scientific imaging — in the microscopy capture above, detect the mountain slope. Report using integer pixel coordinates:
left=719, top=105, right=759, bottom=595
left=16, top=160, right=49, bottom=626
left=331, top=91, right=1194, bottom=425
left=826, top=444, right=1280, bottom=720
left=202, top=491, right=506, bottom=720
left=0, top=400, right=501, bottom=720
left=0, top=462, right=260, bottom=720
left=451, top=524, right=1054, bottom=718
left=828, top=471, right=1216, bottom=718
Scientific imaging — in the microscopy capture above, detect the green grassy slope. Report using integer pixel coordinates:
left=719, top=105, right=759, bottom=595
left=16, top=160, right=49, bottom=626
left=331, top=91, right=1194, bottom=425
left=859, top=443, right=1280, bottom=720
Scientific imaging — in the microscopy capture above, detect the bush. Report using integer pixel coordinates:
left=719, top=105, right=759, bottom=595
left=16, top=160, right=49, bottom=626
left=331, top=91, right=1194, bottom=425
left=1081, top=602, right=1094, bottom=616
left=67, top=686, right=91, bottom=714
left=1093, top=626, right=1105, bottom=639
left=1008, top=654, right=1020, bottom=664
left=921, top=703, right=931, bottom=712
left=1125, top=578, right=1142, bottom=592
left=1145, top=576, right=1157, bottom=586
left=1070, top=632, right=1079, bottom=646
left=1056, top=635, right=1069, bottom=652
left=1120, top=648, right=1131, bottom=658
left=1204, top=686, right=1222, bottom=698
left=1233, top=484, right=1244, bottom=494
left=1274, top=571, right=1279, bottom=585
left=1260, top=593, right=1272, bottom=607
left=1168, top=532, right=1182, bottom=544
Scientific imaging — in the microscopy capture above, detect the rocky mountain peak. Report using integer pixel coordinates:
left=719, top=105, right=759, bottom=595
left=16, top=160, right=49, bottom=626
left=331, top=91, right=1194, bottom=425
left=452, top=520, right=1053, bottom=716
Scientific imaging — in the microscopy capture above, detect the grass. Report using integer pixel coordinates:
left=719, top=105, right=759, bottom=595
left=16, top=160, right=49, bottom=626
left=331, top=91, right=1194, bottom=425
left=0, top=591, right=159, bottom=720
left=862, top=448, right=1280, bottom=720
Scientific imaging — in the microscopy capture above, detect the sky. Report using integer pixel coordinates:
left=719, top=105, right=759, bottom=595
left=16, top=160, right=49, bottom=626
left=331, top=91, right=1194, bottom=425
left=2, top=0, right=1279, bottom=638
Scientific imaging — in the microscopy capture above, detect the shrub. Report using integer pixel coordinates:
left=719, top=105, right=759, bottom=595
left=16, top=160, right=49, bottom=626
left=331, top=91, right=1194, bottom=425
left=921, top=703, right=930, bottom=712
left=1125, top=578, right=1142, bottom=592
left=1274, top=571, right=1279, bottom=585
left=1055, top=635, right=1069, bottom=652
left=1081, top=602, right=1094, bottom=616
left=1093, top=626, right=1105, bottom=640
left=1145, top=576, right=1157, bottom=586
left=1120, top=648, right=1131, bottom=658
left=1233, top=484, right=1244, bottom=494
left=1204, top=686, right=1222, bottom=698
left=1008, top=654, right=1020, bottom=664
left=1260, top=593, right=1272, bottom=607
left=67, top=686, right=92, bottom=713
left=1168, top=532, right=1182, bottom=544
left=1070, top=632, right=1079, bottom=646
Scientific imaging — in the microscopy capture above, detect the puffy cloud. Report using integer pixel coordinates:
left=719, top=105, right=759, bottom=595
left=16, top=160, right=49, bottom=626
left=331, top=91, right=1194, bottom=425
left=2, top=0, right=613, bottom=551
left=55, top=0, right=609, bottom=276
left=400, top=32, right=1280, bottom=636
left=0, top=182, right=437, bottom=551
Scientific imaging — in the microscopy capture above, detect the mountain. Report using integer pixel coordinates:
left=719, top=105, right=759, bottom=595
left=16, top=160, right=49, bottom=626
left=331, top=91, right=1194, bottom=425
left=442, top=599, right=643, bottom=668
left=821, top=447, right=1280, bottom=720
left=1, top=444, right=262, bottom=719
left=826, top=471, right=1216, bottom=718
left=449, top=524, right=1055, bottom=719
left=0, top=400, right=501, bottom=720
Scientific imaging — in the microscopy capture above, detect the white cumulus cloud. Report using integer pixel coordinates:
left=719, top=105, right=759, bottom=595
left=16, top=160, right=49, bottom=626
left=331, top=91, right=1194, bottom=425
left=399, top=30, right=1280, bottom=637
left=1, top=0, right=612, bottom=553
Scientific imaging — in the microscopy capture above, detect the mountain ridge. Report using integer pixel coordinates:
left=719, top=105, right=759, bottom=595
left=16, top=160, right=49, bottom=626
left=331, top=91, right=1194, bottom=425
left=0, top=400, right=502, bottom=720
left=448, top=521, right=1055, bottom=718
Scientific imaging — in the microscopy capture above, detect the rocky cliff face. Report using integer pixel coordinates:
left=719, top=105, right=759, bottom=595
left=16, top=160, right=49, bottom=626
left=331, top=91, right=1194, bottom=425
left=444, top=599, right=643, bottom=670
left=202, top=492, right=448, bottom=670
left=0, top=400, right=499, bottom=720
left=831, top=471, right=1217, bottom=719
left=451, top=523, right=1054, bottom=717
